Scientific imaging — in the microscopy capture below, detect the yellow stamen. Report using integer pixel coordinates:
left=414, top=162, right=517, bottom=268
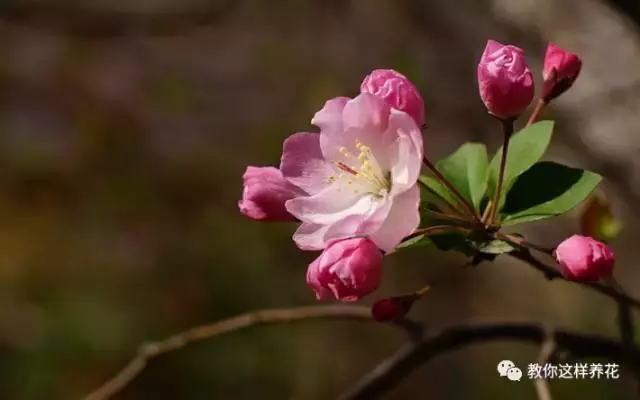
left=329, top=138, right=391, bottom=198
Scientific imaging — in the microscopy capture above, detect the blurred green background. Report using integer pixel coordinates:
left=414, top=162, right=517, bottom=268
left=1, top=0, right=640, bottom=399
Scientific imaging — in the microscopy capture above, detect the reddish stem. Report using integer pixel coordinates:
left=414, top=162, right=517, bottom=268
left=422, top=157, right=479, bottom=221
left=526, top=99, right=547, bottom=127
left=401, top=225, right=471, bottom=243
left=494, top=232, right=554, bottom=255
left=418, top=179, right=467, bottom=218
left=422, top=209, right=475, bottom=226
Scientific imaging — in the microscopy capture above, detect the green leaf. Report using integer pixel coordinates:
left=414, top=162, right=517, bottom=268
left=419, top=175, right=457, bottom=210
left=488, top=121, right=554, bottom=209
left=435, top=143, right=489, bottom=212
left=393, top=234, right=433, bottom=251
left=501, top=161, right=602, bottom=225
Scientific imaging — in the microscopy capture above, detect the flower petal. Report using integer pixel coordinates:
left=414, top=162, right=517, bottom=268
left=390, top=108, right=424, bottom=157
left=369, top=184, right=421, bottom=252
left=482, top=40, right=505, bottom=59
left=311, top=97, right=349, bottom=132
left=306, top=256, right=332, bottom=300
left=280, top=132, right=333, bottom=195
left=320, top=94, right=396, bottom=170
left=285, top=184, right=376, bottom=225
left=323, top=201, right=391, bottom=243
left=289, top=191, right=390, bottom=251
left=342, top=93, right=391, bottom=133
left=292, top=222, right=331, bottom=251
left=385, top=112, right=423, bottom=195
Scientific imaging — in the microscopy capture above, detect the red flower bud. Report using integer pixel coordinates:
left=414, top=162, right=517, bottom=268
left=477, top=40, right=534, bottom=120
left=555, top=235, right=615, bottom=282
left=542, top=43, right=582, bottom=102
left=239, top=166, right=304, bottom=221
left=371, top=295, right=417, bottom=322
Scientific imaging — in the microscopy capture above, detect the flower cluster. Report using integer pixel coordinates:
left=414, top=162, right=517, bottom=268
left=239, top=40, right=616, bottom=314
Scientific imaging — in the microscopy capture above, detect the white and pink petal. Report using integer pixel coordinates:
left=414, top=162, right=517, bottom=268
left=311, top=97, right=349, bottom=133
left=369, top=185, right=421, bottom=252
left=280, top=132, right=333, bottom=196
left=285, top=184, right=377, bottom=226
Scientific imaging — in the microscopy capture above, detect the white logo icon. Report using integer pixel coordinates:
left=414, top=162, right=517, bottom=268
left=506, top=367, right=523, bottom=381
left=497, top=360, right=515, bottom=377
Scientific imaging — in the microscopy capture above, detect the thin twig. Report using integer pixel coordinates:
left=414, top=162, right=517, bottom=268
left=494, top=232, right=555, bottom=255
left=338, top=322, right=640, bottom=400
left=83, top=305, right=421, bottom=400
left=533, top=328, right=556, bottom=400
left=422, top=157, right=479, bottom=220
left=508, top=250, right=640, bottom=309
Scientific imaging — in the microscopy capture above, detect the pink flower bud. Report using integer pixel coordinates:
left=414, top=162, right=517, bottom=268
left=371, top=295, right=416, bottom=322
left=542, top=43, right=582, bottom=102
left=477, top=40, right=534, bottom=120
left=306, top=237, right=383, bottom=302
left=555, top=235, right=615, bottom=282
left=238, top=166, right=303, bottom=221
left=360, top=69, right=425, bottom=127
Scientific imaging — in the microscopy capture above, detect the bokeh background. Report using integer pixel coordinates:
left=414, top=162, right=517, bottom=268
left=1, top=0, right=640, bottom=399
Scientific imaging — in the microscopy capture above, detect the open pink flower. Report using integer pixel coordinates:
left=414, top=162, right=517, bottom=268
left=306, top=237, right=382, bottom=302
left=280, top=93, right=423, bottom=252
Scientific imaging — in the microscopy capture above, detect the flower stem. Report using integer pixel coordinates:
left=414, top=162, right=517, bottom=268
left=422, top=157, right=479, bottom=221
left=402, top=225, right=471, bottom=243
left=418, top=179, right=467, bottom=218
left=489, top=119, right=514, bottom=225
left=526, top=99, right=547, bottom=126
left=481, top=200, right=493, bottom=225
left=422, top=209, right=476, bottom=226
left=494, top=232, right=555, bottom=255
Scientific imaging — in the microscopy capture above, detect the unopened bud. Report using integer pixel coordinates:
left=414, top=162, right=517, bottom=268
left=542, top=43, right=582, bottom=102
left=371, top=295, right=417, bottom=322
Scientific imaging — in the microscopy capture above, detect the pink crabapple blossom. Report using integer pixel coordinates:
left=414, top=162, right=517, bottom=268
left=542, top=43, right=583, bottom=102
left=554, top=235, right=615, bottom=282
left=360, top=69, right=426, bottom=127
left=306, top=237, right=383, bottom=302
left=477, top=40, right=534, bottom=120
left=279, top=93, right=423, bottom=253
left=238, top=166, right=305, bottom=221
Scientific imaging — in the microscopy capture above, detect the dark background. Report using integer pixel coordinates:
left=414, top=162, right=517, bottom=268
left=1, top=1, right=640, bottom=399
